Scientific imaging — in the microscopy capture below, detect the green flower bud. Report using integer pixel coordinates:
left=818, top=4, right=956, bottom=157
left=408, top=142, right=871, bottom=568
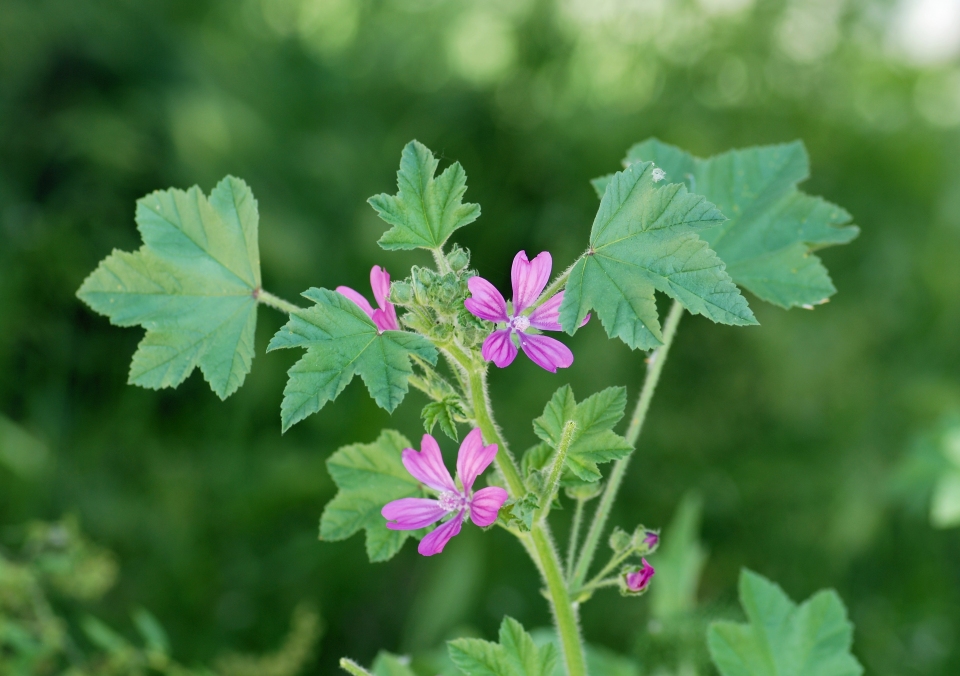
left=390, top=281, right=413, bottom=305
left=446, top=245, right=470, bottom=272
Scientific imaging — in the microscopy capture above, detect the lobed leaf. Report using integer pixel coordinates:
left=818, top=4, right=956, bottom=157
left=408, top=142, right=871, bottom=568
left=449, top=617, right=558, bottom=676
left=626, top=139, right=859, bottom=309
left=320, top=430, right=426, bottom=563
left=77, top=177, right=262, bottom=399
left=267, top=288, right=437, bottom=432
left=561, top=161, right=756, bottom=350
left=532, top=386, right=632, bottom=482
left=708, top=569, right=863, bottom=676
left=369, top=140, right=481, bottom=251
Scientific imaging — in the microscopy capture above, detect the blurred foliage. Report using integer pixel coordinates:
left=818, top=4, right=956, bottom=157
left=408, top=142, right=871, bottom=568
left=2, top=0, right=960, bottom=674
left=0, top=516, right=320, bottom=675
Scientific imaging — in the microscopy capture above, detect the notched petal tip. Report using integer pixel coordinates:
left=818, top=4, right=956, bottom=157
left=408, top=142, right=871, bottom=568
left=518, top=333, right=574, bottom=373
left=465, top=276, right=509, bottom=323
left=417, top=512, right=464, bottom=556
left=511, top=250, right=553, bottom=313
left=469, top=486, right=509, bottom=527
left=456, top=428, right=499, bottom=493
left=481, top=329, right=518, bottom=368
left=401, top=435, right=457, bottom=493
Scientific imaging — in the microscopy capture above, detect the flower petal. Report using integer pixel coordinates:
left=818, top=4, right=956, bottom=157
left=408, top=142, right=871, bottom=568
left=370, top=265, right=391, bottom=310
left=511, top=251, right=552, bottom=313
left=372, top=307, right=399, bottom=332
left=336, top=286, right=375, bottom=319
left=465, top=277, right=509, bottom=323
left=518, top=333, right=574, bottom=372
left=382, top=498, right=447, bottom=530
left=456, top=428, right=499, bottom=493
left=418, top=511, right=464, bottom=556
left=481, top=329, right=518, bottom=368
left=469, top=486, right=509, bottom=527
left=402, top=435, right=457, bottom=493
left=625, top=558, right=655, bottom=592
left=528, top=291, right=590, bottom=332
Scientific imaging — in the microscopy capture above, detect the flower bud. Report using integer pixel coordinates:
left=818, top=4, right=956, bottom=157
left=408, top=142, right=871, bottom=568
left=446, top=245, right=470, bottom=272
left=624, top=558, right=655, bottom=593
left=390, top=281, right=413, bottom=305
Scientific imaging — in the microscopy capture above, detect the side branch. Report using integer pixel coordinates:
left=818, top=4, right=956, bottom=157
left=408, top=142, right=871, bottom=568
left=570, top=300, right=684, bottom=589
left=255, top=289, right=302, bottom=314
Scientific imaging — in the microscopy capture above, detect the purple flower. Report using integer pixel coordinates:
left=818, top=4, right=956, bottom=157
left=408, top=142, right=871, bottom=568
left=382, top=428, right=509, bottom=556
left=625, top=558, right=655, bottom=592
left=336, top=265, right=399, bottom=333
left=464, top=251, right=588, bottom=372
left=643, top=531, right=660, bottom=550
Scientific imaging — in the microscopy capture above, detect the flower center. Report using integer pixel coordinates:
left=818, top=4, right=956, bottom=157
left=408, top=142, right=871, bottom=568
left=438, top=490, right=465, bottom=512
left=511, top=315, right=531, bottom=332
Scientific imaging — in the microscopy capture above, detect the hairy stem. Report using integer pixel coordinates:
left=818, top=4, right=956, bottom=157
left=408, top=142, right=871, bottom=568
left=255, top=289, right=301, bottom=314
left=448, top=347, right=586, bottom=676
left=537, top=420, right=577, bottom=523
left=570, top=300, right=684, bottom=589
left=431, top=246, right=451, bottom=274
left=566, top=498, right=585, bottom=581
left=339, top=658, right=373, bottom=676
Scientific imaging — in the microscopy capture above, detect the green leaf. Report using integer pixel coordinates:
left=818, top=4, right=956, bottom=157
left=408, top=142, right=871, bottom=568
left=77, top=176, right=262, bottom=399
left=423, top=398, right=465, bottom=442
left=533, top=386, right=632, bottom=482
left=369, top=140, right=481, bottom=251
left=372, top=652, right=419, bottom=676
left=320, top=430, right=425, bottom=563
left=498, top=492, right=540, bottom=532
left=708, top=569, right=863, bottom=676
left=626, top=140, right=859, bottom=309
left=268, top=288, right=438, bottom=431
left=449, top=617, right=558, bottom=676
left=561, top=161, right=756, bottom=349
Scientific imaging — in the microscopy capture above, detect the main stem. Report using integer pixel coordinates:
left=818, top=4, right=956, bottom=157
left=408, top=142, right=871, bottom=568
left=570, top=300, right=684, bottom=590
left=461, top=365, right=587, bottom=676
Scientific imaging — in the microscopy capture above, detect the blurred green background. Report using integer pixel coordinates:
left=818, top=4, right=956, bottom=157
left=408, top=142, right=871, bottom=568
left=2, top=0, right=960, bottom=673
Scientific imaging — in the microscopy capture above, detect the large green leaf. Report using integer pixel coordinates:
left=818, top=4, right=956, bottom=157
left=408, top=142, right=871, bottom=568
left=532, top=386, right=632, bottom=483
left=561, top=161, right=756, bottom=350
left=449, top=617, right=558, bottom=676
left=624, top=140, right=859, bottom=309
left=77, top=176, right=261, bottom=399
left=369, top=140, right=481, bottom=251
left=267, top=288, right=438, bottom=431
left=708, top=569, right=863, bottom=676
left=321, top=430, right=425, bottom=563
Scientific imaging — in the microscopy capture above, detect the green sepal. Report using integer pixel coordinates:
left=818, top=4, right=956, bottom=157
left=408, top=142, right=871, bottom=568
left=422, top=398, right=466, bottom=442
left=320, top=430, right=426, bottom=563
left=268, top=288, right=438, bottom=432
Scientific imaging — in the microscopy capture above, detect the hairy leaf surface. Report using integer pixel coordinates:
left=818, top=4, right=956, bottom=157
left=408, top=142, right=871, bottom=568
left=449, top=617, right=558, bottom=676
left=625, top=140, right=858, bottom=308
left=708, top=570, right=863, bottom=676
left=321, top=430, right=425, bottom=563
left=77, top=177, right=261, bottom=399
left=533, top=386, right=632, bottom=482
left=369, top=140, right=480, bottom=251
left=268, top=288, right=437, bottom=431
left=561, top=161, right=756, bottom=349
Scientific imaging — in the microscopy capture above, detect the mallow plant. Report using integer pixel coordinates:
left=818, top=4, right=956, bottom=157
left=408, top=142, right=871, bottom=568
left=77, top=139, right=865, bottom=675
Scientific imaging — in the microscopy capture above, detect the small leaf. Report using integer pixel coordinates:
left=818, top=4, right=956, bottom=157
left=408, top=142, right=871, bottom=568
left=561, top=161, right=756, bottom=349
left=498, top=493, right=540, bottom=533
left=449, top=616, right=558, bottom=676
left=77, top=177, right=262, bottom=399
left=627, top=140, right=859, bottom=309
left=422, top=398, right=465, bottom=442
left=533, top=386, right=632, bottom=482
left=268, top=288, right=438, bottom=432
left=708, top=569, right=863, bottom=676
left=320, top=430, right=426, bottom=563
left=369, top=140, right=481, bottom=251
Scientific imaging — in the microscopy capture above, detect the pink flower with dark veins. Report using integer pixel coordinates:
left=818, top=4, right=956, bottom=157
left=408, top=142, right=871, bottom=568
left=625, top=558, right=655, bottom=592
left=382, top=429, right=508, bottom=556
left=336, top=265, right=399, bottom=333
left=464, top=251, right=588, bottom=372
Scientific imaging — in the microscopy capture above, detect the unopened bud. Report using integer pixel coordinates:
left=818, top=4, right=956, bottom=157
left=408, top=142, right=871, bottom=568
left=390, top=281, right=413, bottom=305
left=624, top=558, right=655, bottom=593
left=446, top=245, right=470, bottom=272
